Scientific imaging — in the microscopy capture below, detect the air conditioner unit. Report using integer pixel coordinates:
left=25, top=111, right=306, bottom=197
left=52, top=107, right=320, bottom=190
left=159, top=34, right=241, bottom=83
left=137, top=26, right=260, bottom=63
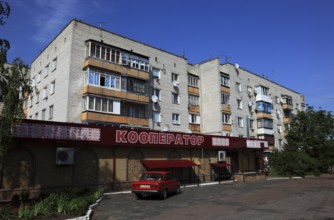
left=56, top=147, right=74, bottom=165
left=172, top=80, right=179, bottom=87
left=217, top=151, right=226, bottom=162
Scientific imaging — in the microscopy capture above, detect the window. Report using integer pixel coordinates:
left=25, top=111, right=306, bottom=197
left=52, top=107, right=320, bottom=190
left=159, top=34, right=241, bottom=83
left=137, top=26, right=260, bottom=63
left=188, top=94, right=199, bottom=106
left=236, top=82, right=241, bottom=92
left=52, top=57, right=57, bottom=72
left=275, top=96, right=280, bottom=104
left=189, top=114, right=200, bottom=124
left=127, top=78, right=146, bottom=94
left=282, top=95, right=293, bottom=105
left=153, top=111, right=161, bottom=123
left=37, top=71, right=41, bottom=83
left=153, top=89, right=161, bottom=101
left=172, top=93, right=180, bottom=104
left=220, top=74, right=230, bottom=87
left=237, top=117, right=243, bottom=127
left=50, top=81, right=55, bottom=95
left=42, top=108, right=46, bottom=120
left=42, top=87, right=47, bottom=100
left=256, top=86, right=269, bottom=96
left=221, top=93, right=230, bottom=105
left=256, top=101, right=272, bottom=113
left=257, top=118, right=273, bottom=129
left=44, top=64, right=49, bottom=78
left=122, top=103, right=146, bottom=118
left=30, top=95, right=33, bottom=108
left=121, top=51, right=149, bottom=71
left=279, top=139, right=283, bottom=147
left=222, top=113, right=231, bottom=124
left=152, top=68, right=161, bottom=79
left=87, top=69, right=121, bottom=90
left=35, top=112, right=38, bottom=119
left=188, top=75, right=199, bottom=87
left=172, top=113, right=180, bottom=125
left=85, top=96, right=120, bottom=114
left=278, top=125, right=283, bottom=133
left=237, top=99, right=243, bottom=109
left=31, top=77, right=35, bottom=87
left=172, top=73, right=179, bottom=84
left=250, top=119, right=254, bottom=129
left=49, top=105, right=54, bottom=119
left=35, top=92, right=39, bottom=104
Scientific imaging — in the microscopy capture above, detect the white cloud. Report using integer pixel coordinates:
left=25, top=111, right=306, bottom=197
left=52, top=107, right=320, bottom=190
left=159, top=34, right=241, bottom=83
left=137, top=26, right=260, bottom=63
left=33, top=0, right=81, bottom=44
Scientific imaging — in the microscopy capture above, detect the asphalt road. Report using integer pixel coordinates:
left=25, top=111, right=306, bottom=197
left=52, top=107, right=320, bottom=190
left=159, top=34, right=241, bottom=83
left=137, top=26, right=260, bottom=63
left=91, top=176, right=334, bottom=220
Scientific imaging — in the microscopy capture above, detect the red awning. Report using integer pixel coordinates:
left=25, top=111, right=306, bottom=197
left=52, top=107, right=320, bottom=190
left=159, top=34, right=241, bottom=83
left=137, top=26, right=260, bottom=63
left=210, top=163, right=231, bottom=168
left=140, top=160, right=198, bottom=169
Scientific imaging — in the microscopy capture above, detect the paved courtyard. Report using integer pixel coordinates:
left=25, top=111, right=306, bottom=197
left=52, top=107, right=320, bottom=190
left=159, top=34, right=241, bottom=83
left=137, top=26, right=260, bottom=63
left=92, top=175, right=334, bottom=220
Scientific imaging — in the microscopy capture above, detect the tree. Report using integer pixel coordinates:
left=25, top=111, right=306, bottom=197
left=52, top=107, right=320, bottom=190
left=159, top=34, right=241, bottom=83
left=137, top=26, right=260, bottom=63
left=0, top=1, right=32, bottom=185
left=269, top=106, right=334, bottom=176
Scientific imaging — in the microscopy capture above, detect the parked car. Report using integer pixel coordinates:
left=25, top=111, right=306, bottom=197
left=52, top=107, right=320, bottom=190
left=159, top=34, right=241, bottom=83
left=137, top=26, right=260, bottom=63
left=131, top=171, right=181, bottom=200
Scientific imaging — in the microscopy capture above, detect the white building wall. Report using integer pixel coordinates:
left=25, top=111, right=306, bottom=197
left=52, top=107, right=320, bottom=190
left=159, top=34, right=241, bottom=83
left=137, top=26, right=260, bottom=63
left=29, top=24, right=73, bottom=122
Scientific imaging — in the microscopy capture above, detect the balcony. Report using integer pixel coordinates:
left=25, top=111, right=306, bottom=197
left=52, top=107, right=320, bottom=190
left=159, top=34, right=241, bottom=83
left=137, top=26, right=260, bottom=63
left=83, top=85, right=149, bottom=104
left=221, top=104, right=231, bottom=113
left=282, top=103, right=293, bottom=110
left=84, top=58, right=150, bottom=81
left=257, top=128, right=274, bottom=135
left=256, top=112, right=272, bottom=119
left=189, top=124, right=201, bottom=133
left=223, top=124, right=232, bottom=132
left=81, top=111, right=149, bottom=126
left=188, top=86, right=200, bottom=95
left=188, top=105, right=200, bottom=113
left=255, top=94, right=272, bottom=103
left=221, top=86, right=230, bottom=93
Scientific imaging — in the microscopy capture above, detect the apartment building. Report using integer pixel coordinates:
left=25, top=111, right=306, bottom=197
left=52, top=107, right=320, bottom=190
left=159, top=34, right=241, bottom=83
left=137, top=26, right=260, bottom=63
left=27, top=19, right=305, bottom=151
left=190, top=59, right=305, bottom=150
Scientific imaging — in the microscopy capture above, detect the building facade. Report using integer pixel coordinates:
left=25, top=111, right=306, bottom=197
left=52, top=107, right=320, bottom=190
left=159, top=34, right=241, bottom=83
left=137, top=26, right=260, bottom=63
left=27, top=19, right=305, bottom=151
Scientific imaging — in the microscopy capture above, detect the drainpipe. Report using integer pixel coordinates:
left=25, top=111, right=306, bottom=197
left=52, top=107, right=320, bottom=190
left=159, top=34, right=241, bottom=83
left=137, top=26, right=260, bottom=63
left=260, top=143, right=266, bottom=175
left=112, top=146, right=116, bottom=190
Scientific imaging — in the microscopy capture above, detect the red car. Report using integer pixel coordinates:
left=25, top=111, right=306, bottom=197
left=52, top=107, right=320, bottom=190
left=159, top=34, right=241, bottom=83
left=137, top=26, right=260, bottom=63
left=131, top=171, right=181, bottom=200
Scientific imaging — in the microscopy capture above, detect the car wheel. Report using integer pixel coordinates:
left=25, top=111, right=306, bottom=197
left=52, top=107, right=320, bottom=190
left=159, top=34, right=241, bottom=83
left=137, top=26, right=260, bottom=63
left=175, top=185, right=181, bottom=194
left=160, top=189, right=168, bottom=200
left=135, top=193, right=143, bottom=200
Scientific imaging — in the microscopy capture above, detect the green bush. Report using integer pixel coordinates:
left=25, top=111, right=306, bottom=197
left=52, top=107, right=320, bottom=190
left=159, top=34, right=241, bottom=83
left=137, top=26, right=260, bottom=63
left=2, top=187, right=105, bottom=219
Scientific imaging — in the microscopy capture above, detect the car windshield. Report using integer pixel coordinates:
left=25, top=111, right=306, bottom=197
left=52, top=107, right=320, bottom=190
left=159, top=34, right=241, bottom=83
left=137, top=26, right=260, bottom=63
left=140, top=173, right=163, bottom=181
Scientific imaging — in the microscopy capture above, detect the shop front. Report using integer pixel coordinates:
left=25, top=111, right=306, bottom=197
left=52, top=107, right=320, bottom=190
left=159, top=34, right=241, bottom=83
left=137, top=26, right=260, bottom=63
left=0, top=119, right=268, bottom=200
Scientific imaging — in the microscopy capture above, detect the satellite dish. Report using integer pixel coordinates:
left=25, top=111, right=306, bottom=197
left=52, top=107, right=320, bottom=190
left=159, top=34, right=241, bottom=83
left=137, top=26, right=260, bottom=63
left=276, top=110, right=281, bottom=115
left=162, top=126, right=169, bottom=132
left=248, top=102, right=253, bottom=107
left=151, top=95, right=158, bottom=103
left=172, top=80, right=179, bottom=87
left=235, top=63, right=240, bottom=69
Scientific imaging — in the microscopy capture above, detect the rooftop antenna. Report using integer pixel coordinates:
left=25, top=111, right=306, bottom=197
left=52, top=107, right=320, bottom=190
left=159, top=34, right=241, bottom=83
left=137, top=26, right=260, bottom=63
left=272, top=69, right=275, bottom=82
left=99, top=21, right=105, bottom=28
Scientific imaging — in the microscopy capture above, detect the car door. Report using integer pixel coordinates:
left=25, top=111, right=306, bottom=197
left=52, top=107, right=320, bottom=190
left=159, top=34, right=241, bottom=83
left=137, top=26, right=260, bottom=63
left=166, top=173, right=177, bottom=193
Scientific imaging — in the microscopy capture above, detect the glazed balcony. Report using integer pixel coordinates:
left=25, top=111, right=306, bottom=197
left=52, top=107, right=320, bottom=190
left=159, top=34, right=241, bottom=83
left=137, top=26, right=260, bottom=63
left=188, top=86, right=200, bottom=95
left=256, top=112, right=272, bottom=119
left=188, top=105, right=200, bottom=113
left=221, top=86, right=230, bottom=93
left=282, top=103, right=293, bottom=110
left=221, top=104, right=231, bottom=112
left=223, top=124, right=232, bottom=132
left=84, top=58, right=150, bottom=81
left=189, top=124, right=201, bottom=133
left=81, top=111, right=149, bottom=126
left=83, top=85, right=149, bottom=104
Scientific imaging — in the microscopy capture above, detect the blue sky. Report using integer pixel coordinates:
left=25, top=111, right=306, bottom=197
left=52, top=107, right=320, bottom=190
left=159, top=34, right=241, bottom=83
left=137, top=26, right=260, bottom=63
left=2, top=0, right=334, bottom=113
